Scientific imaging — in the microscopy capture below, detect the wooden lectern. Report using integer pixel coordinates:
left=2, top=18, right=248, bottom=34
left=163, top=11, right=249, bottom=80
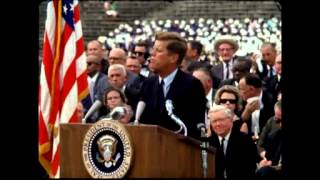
left=60, top=123, right=216, bottom=178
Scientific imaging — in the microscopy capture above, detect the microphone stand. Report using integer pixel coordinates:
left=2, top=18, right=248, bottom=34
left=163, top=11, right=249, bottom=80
left=200, top=131, right=209, bottom=178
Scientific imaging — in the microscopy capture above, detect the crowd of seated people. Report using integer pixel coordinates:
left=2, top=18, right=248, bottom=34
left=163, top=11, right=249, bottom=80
left=79, top=29, right=282, bottom=178
left=98, top=16, right=281, bottom=65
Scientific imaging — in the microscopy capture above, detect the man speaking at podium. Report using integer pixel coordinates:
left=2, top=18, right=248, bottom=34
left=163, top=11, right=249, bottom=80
left=139, top=31, right=207, bottom=140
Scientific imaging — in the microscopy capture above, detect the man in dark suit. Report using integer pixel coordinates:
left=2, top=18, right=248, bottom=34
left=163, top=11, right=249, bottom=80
left=139, top=32, right=207, bottom=140
left=185, top=40, right=212, bottom=73
left=255, top=42, right=277, bottom=84
left=208, top=105, right=259, bottom=179
left=210, top=35, right=239, bottom=89
left=82, top=54, right=108, bottom=123
left=239, top=73, right=275, bottom=139
left=218, top=56, right=252, bottom=88
left=256, top=101, right=283, bottom=178
left=265, top=53, right=281, bottom=104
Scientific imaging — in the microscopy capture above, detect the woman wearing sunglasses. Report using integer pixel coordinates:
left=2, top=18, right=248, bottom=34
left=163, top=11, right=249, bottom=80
left=213, top=85, right=248, bottom=134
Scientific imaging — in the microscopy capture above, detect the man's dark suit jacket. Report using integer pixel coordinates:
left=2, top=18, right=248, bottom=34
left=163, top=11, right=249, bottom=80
left=265, top=75, right=281, bottom=103
left=218, top=78, right=238, bottom=88
left=209, top=128, right=259, bottom=179
left=139, top=69, right=207, bottom=140
left=82, top=72, right=107, bottom=123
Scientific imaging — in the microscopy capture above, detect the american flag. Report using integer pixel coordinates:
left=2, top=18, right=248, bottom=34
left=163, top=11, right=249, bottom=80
left=38, top=0, right=88, bottom=177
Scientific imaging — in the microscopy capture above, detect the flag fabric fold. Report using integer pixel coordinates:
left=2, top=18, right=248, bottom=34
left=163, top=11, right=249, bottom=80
left=38, top=0, right=88, bottom=177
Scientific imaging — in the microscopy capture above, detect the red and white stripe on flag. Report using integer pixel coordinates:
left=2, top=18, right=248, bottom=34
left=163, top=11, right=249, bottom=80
left=38, top=0, right=88, bottom=177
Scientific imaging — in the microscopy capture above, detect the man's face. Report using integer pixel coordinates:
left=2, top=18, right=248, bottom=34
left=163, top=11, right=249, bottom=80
left=261, top=45, right=276, bottom=65
left=209, top=110, right=233, bottom=137
left=108, top=68, right=127, bottom=89
left=86, top=55, right=101, bottom=76
left=108, top=49, right=126, bottom=65
left=275, top=54, right=282, bottom=75
left=126, top=57, right=141, bottom=75
left=186, top=43, right=195, bottom=60
left=87, top=41, right=104, bottom=58
left=217, top=43, right=235, bottom=62
left=274, top=106, right=282, bottom=124
left=134, top=46, right=147, bottom=64
left=149, top=40, right=177, bottom=76
left=239, top=78, right=252, bottom=100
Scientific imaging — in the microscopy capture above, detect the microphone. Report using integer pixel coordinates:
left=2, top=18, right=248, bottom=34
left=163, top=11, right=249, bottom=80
left=197, top=123, right=209, bottom=178
left=165, top=99, right=174, bottom=115
left=165, top=99, right=188, bottom=136
left=134, top=101, right=146, bottom=125
left=109, top=106, right=127, bottom=120
left=82, top=100, right=103, bottom=123
left=197, top=123, right=207, bottom=138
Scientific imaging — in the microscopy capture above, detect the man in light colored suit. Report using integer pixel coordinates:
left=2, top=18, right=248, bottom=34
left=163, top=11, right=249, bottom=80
left=210, top=35, right=239, bottom=89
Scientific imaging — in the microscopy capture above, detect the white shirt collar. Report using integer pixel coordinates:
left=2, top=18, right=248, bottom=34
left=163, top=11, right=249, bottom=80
left=206, top=88, right=213, bottom=107
left=219, top=129, right=231, bottom=143
left=88, top=72, right=99, bottom=82
left=159, top=68, right=178, bottom=96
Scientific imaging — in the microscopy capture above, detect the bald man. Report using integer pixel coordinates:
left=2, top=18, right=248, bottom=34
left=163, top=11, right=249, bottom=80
left=108, top=48, right=140, bottom=92
left=87, top=40, right=109, bottom=74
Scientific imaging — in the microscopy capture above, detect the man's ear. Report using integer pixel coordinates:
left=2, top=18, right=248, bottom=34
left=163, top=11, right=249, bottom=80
left=170, top=53, right=179, bottom=64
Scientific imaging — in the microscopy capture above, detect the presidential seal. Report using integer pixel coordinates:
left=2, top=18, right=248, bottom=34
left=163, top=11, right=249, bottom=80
left=82, top=119, right=133, bottom=178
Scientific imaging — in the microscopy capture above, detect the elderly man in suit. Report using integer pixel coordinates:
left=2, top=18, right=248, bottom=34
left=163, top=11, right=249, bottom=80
left=208, top=105, right=259, bottom=179
left=139, top=31, right=207, bottom=140
left=210, top=35, right=239, bottom=89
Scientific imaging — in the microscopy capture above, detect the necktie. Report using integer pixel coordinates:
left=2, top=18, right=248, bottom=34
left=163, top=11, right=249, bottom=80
left=269, top=65, right=274, bottom=78
left=158, top=80, right=165, bottom=113
left=220, top=138, right=225, bottom=155
left=225, top=63, right=229, bottom=80
left=219, top=137, right=226, bottom=179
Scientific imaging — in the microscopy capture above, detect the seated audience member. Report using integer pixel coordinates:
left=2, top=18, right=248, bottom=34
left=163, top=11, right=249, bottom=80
left=257, top=100, right=282, bottom=159
left=214, top=85, right=248, bottom=134
left=125, top=55, right=147, bottom=90
left=239, top=73, right=274, bottom=140
left=208, top=105, right=259, bottom=179
left=99, top=87, right=133, bottom=124
left=192, top=67, right=217, bottom=135
left=256, top=101, right=283, bottom=179
left=218, top=56, right=252, bottom=88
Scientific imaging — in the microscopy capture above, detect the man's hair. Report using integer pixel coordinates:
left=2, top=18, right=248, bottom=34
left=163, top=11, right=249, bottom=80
left=275, top=100, right=281, bottom=109
left=208, top=104, right=234, bottom=120
left=261, top=42, right=277, bottom=52
left=193, top=67, right=212, bottom=81
left=243, top=73, right=262, bottom=88
left=155, top=31, right=187, bottom=64
left=233, top=57, right=252, bottom=72
left=188, top=40, right=203, bottom=55
left=108, top=64, right=127, bottom=77
left=135, top=40, right=149, bottom=50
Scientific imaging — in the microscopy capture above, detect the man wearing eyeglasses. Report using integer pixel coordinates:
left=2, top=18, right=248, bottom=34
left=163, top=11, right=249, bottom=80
left=133, top=41, right=153, bottom=78
left=210, top=35, right=239, bottom=89
left=208, top=105, right=259, bottom=179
